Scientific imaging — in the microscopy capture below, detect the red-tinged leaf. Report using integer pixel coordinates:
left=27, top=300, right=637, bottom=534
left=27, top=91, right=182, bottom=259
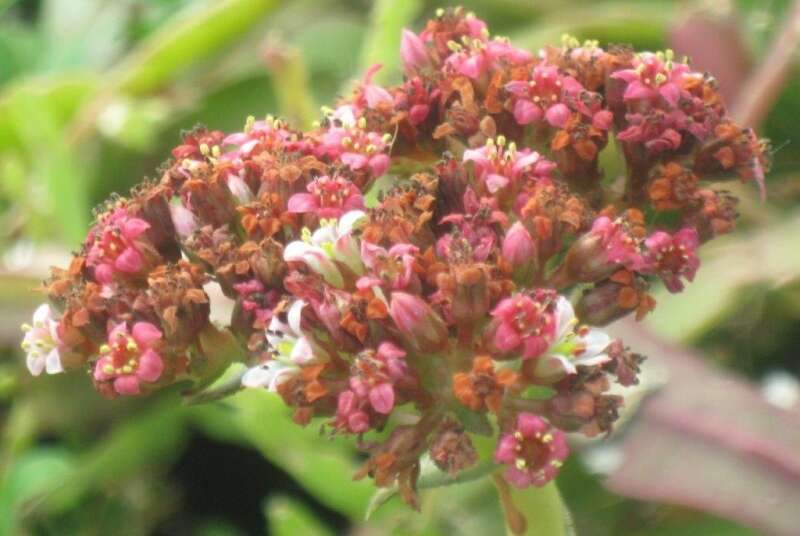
left=606, top=319, right=800, bottom=536
left=668, top=6, right=751, bottom=104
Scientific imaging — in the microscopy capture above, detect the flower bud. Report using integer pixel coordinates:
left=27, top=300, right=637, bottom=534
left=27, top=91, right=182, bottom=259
left=501, top=222, right=538, bottom=282
left=401, top=29, right=429, bottom=73
left=169, top=203, right=199, bottom=239
left=389, top=292, right=448, bottom=352
left=451, top=265, right=490, bottom=330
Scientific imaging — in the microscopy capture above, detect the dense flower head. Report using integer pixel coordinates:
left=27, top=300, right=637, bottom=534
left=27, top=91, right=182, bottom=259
left=23, top=8, right=769, bottom=502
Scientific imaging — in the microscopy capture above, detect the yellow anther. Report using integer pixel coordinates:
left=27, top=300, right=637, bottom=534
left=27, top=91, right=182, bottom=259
left=122, top=365, right=133, bottom=374
left=515, top=458, right=527, bottom=470
left=357, top=117, right=367, bottom=129
left=21, top=323, right=32, bottom=332
left=211, top=145, right=221, bottom=158
left=99, top=344, right=111, bottom=354
left=103, top=364, right=115, bottom=374
left=244, top=115, right=255, bottom=134
left=199, top=143, right=210, bottom=156
left=126, top=341, right=138, bottom=352
left=446, top=40, right=462, bottom=53
left=496, top=135, right=506, bottom=147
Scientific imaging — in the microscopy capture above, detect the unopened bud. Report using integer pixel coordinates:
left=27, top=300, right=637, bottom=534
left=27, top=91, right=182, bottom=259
left=389, top=292, right=448, bottom=352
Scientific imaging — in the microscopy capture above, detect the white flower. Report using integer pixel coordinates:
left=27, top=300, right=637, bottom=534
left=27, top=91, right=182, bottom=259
left=243, top=300, right=328, bottom=392
left=536, top=296, right=612, bottom=378
left=20, top=304, right=64, bottom=376
left=283, top=210, right=367, bottom=287
left=242, top=360, right=297, bottom=391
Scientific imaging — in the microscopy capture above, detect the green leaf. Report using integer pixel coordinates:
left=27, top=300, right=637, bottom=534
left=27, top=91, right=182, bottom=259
left=38, top=401, right=187, bottom=515
left=357, top=0, right=423, bottom=85
left=264, top=45, right=317, bottom=129
left=0, top=447, right=76, bottom=535
left=266, top=495, right=333, bottom=536
left=112, top=0, right=280, bottom=95
left=4, top=88, right=90, bottom=243
left=493, top=475, right=573, bottom=536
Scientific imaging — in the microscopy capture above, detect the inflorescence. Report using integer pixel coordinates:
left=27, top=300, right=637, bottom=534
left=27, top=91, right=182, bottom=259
left=22, top=7, right=769, bottom=505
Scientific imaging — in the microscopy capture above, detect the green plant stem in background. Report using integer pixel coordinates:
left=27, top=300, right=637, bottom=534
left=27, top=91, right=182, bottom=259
left=493, top=472, right=573, bottom=536
left=358, top=0, right=422, bottom=84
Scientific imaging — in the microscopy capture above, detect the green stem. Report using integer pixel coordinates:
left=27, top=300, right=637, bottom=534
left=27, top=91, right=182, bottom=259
left=492, top=472, right=574, bottom=536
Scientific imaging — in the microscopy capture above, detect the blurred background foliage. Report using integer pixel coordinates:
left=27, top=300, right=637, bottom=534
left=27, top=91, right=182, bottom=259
left=0, top=0, right=799, bottom=534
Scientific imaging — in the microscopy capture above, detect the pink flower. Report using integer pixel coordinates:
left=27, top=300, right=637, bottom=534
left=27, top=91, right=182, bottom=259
left=86, top=208, right=151, bottom=284
left=357, top=241, right=418, bottom=291
left=358, top=64, right=394, bottom=109
left=315, top=108, right=392, bottom=178
left=445, top=37, right=531, bottom=80
left=93, top=322, right=164, bottom=396
left=463, top=139, right=555, bottom=194
left=334, top=342, right=415, bottom=432
left=222, top=115, right=301, bottom=160
left=617, top=108, right=686, bottom=153
left=611, top=51, right=689, bottom=107
left=389, top=292, right=448, bottom=352
left=494, top=413, right=569, bottom=488
left=505, top=65, right=583, bottom=128
left=644, top=227, right=700, bottom=292
left=438, top=190, right=507, bottom=262
left=590, top=216, right=645, bottom=271
left=287, top=175, right=364, bottom=218
left=234, top=279, right=278, bottom=326
left=335, top=390, right=370, bottom=433
left=401, top=29, right=429, bottom=74
left=489, top=290, right=557, bottom=359
left=395, top=77, right=438, bottom=125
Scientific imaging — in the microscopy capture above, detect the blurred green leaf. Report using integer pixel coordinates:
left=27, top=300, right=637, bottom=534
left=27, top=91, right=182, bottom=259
left=4, top=87, right=90, bottom=242
left=39, top=401, right=187, bottom=515
left=263, top=44, right=316, bottom=129
left=0, top=75, right=97, bottom=150
left=511, top=1, right=672, bottom=51
left=494, top=476, right=573, bottom=536
left=0, top=447, right=76, bottom=535
left=266, top=495, right=333, bottom=536
left=358, top=0, right=422, bottom=85
left=112, top=0, right=279, bottom=95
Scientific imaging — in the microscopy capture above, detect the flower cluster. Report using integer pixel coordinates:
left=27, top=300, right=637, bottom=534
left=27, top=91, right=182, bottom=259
left=22, top=7, right=768, bottom=503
